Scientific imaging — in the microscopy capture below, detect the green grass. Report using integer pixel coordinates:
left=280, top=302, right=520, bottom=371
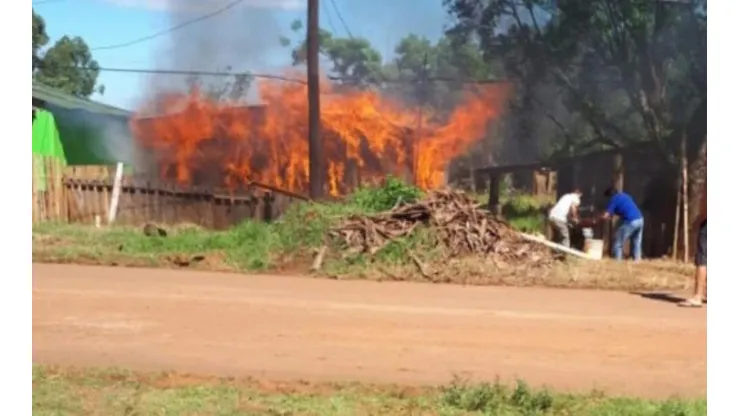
left=500, top=193, right=553, bottom=234
left=33, top=178, right=422, bottom=272
left=34, top=201, right=354, bottom=271
left=33, top=366, right=706, bottom=416
left=32, top=179, right=694, bottom=291
left=468, top=192, right=552, bottom=234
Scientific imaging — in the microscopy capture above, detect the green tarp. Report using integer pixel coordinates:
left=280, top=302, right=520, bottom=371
left=32, top=109, right=67, bottom=192
left=32, top=109, right=66, bottom=160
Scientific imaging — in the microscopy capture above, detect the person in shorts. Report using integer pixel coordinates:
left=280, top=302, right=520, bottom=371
left=679, top=184, right=707, bottom=308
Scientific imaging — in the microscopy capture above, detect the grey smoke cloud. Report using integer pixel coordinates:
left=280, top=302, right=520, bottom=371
left=134, top=0, right=294, bottom=101
left=105, top=0, right=304, bottom=12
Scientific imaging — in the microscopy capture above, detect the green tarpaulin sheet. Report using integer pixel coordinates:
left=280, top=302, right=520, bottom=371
left=32, top=109, right=66, bottom=161
left=32, top=109, right=67, bottom=192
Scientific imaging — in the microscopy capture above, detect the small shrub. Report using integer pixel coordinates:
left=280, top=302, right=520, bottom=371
left=348, top=176, right=423, bottom=213
left=441, top=379, right=556, bottom=414
left=501, top=194, right=552, bottom=234
left=441, top=378, right=506, bottom=412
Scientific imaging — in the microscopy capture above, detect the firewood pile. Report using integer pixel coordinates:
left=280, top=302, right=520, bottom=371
left=328, top=189, right=557, bottom=268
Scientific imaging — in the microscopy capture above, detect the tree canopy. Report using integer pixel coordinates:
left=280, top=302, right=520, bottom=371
left=282, top=19, right=497, bottom=105
left=282, top=20, right=384, bottom=87
left=281, top=1, right=705, bottom=166
left=33, top=9, right=103, bottom=98
left=443, top=0, right=707, bottom=161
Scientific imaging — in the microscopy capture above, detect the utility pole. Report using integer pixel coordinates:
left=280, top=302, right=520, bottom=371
left=413, top=52, right=429, bottom=187
left=307, top=0, right=323, bottom=199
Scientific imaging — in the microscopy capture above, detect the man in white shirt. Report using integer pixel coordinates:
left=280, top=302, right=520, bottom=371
left=548, top=189, right=582, bottom=247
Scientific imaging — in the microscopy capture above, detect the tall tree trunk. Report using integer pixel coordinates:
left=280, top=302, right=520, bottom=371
left=681, top=135, right=689, bottom=263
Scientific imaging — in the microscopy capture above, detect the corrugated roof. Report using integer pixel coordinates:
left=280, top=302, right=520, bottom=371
left=32, top=81, right=131, bottom=118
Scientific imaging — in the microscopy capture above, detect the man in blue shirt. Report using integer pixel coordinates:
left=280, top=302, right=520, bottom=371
left=602, top=187, right=644, bottom=261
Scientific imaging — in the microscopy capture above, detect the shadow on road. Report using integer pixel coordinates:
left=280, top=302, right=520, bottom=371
left=630, top=291, right=685, bottom=304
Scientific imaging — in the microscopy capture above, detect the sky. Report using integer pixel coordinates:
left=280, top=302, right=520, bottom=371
left=35, top=0, right=450, bottom=111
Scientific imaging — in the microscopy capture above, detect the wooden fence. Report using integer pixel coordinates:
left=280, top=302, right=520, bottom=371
left=32, top=155, right=67, bottom=223
left=64, top=179, right=301, bottom=229
left=32, top=165, right=307, bottom=228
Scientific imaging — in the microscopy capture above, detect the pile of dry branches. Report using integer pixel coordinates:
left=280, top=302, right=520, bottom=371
left=327, top=189, right=557, bottom=270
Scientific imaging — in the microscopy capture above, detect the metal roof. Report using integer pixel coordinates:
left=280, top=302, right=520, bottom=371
left=32, top=81, right=131, bottom=118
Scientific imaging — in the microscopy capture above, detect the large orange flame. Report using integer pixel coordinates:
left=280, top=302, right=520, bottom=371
left=131, top=75, right=510, bottom=197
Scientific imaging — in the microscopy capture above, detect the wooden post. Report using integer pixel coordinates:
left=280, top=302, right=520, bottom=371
left=681, top=135, right=689, bottom=263
left=306, top=0, right=323, bottom=199
left=107, top=162, right=125, bottom=225
left=487, top=173, right=501, bottom=215
left=612, top=152, right=624, bottom=191
left=672, top=169, right=681, bottom=260
left=47, top=158, right=56, bottom=221
left=32, top=156, right=38, bottom=224
left=473, top=171, right=486, bottom=194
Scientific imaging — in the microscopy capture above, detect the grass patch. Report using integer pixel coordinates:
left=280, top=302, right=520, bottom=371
left=468, top=192, right=553, bottom=234
left=33, top=180, right=693, bottom=292
left=33, top=219, right=692, bottom=291
left=32, top=200, right=364, bottom=272
left=33, top=177, right=424, bottom=273
left=33, top=366, right=706, bottom=416
left=500, top=193, right=553, bottom=234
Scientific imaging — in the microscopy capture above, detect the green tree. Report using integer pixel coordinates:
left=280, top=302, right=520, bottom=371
left=32, top=9, right=103, bottom=98
left=282, top=20, right=384, bottom=87
left=32, top=10, right=49, bottom=71
left=389, top=33, right=497, bottom=110
left=444, top=0, right=706, bottom=160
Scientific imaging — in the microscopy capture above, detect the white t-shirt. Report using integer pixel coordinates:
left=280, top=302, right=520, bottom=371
left=549, top=193, right=581, bottom=222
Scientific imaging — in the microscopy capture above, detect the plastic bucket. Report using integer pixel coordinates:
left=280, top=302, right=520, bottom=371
left=584, top=239, right=604, bottom=260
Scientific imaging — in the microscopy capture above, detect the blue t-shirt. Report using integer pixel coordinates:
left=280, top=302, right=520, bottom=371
left=606, top=192, right=642, bottom=221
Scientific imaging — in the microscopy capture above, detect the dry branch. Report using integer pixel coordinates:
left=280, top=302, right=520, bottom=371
left=328, top=189, right=558, bottom=269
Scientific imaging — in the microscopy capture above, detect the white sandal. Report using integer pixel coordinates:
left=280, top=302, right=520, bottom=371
left=677, top=298, right=703, bottom=308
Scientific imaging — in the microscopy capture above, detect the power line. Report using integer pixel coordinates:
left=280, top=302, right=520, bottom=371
left=327, top=0, right=354, bottom=39
left=324, top=0, right=397, bottom=88
left=91, top=0, right=245, bottom=51
left=97, top=66, right=308, bottom=84
left=321, top=0, right=338, bottom=35
left=92, top=65, right=510, bottom=85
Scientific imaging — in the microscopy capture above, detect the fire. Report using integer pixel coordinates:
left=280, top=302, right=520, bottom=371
left=131, top=75, right=510, bottom=197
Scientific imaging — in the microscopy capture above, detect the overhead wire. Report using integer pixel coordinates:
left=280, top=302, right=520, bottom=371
left=90, top=0, right=246, bottom=51
left=93, top=66, right=509, bottom=85
left=61, top=0, right=507, bottom=88
left=321, top=0, right=339, bottom=36
left=327, top=0, right=354, bottom=39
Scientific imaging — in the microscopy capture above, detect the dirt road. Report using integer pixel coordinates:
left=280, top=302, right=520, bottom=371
left=33, top=263, right=706, bottom=398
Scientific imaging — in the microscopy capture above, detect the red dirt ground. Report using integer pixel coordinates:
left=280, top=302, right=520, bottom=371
left=32, top=263, right=706, bottom=399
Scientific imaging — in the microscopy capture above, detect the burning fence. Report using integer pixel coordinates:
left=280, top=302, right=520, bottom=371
left=131, top=76, right=510, bottom=197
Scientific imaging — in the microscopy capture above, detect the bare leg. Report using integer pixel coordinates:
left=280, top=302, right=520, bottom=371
left=688, top=265, right=706, bottom=302
left=679, top=221, right=706, bottom=308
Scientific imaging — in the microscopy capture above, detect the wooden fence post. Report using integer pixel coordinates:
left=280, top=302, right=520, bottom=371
left=487, top=173, right=501, bottom=215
